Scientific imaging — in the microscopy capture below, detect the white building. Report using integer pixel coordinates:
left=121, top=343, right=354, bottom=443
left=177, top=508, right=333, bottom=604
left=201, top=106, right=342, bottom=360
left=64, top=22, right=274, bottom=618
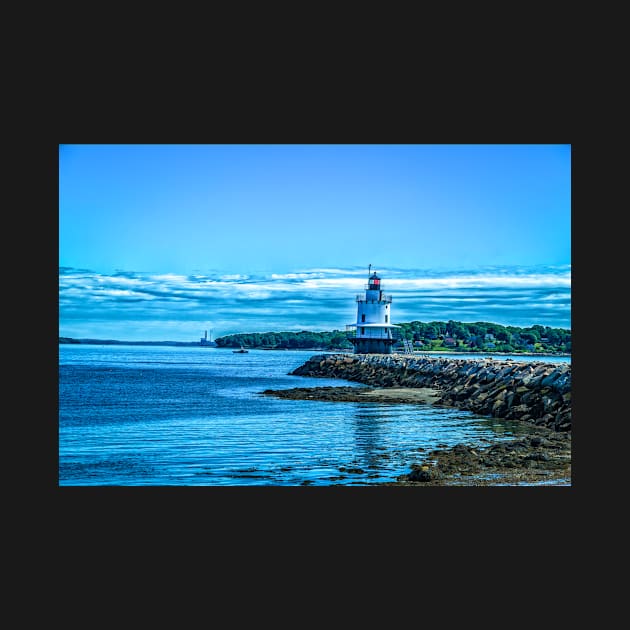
left=346, top=267, right=400, bottom=354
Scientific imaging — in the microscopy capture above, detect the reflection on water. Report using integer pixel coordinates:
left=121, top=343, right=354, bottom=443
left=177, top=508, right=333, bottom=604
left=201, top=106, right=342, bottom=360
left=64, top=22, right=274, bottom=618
left=474, top=416, right=541, bottom=437
left=351, top=409, right=384, bottom=470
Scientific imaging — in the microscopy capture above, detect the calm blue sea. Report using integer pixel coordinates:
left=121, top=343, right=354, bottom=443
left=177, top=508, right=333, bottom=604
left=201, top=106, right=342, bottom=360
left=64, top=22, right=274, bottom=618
left=58, top=345, right=570, bottom=486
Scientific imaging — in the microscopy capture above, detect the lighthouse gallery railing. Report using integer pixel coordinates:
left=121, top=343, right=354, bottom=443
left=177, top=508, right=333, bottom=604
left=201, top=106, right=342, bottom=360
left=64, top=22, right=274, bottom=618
left=345, top=325, right=401, bottom=340
left=355, top=294, right=392, bottom=303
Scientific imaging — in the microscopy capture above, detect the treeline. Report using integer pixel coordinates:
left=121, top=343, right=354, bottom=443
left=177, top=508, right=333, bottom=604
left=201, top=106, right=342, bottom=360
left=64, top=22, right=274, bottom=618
left=214, top=321, right=571, bottom=354
left=215, top=330, right=352, bottom=350
left=396, top=321, right=571, bottom=354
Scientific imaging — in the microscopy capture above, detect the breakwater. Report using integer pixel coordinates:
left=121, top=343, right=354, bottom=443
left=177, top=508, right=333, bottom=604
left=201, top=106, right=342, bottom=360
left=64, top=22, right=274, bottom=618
left=291, top=353, right=571, bottom=432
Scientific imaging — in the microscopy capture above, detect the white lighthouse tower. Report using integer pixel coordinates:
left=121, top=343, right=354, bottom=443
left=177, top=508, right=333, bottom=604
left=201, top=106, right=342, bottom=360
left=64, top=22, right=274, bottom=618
left=346, top=265, right=400, bottom=354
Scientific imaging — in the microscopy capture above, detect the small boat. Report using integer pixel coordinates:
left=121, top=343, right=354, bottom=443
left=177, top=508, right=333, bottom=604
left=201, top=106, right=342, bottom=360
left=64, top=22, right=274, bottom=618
left=233, top=345, right=248, bottom=353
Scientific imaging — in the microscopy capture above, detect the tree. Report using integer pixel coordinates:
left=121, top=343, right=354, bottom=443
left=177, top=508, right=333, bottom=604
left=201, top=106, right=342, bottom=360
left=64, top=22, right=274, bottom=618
left=520, top=332, right=538, bottom=345
left=448, top=320, right=467, bottom=339
left=496, top=329, right=512, bottom=344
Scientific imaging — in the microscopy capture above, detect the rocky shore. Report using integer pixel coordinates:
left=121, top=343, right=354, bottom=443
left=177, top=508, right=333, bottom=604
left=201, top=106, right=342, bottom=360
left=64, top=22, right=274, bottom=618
left=390, top=429, right=571, bottom=486
left=262, top=385, right=441, bottom=404
left=290, top=353, right=571, bottom=432
left=262, top=353, right=571, bottom=486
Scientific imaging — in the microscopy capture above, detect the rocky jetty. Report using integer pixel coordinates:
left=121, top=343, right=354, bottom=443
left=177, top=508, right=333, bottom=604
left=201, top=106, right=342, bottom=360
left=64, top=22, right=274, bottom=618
left=291, top=353, right=571, bottom=432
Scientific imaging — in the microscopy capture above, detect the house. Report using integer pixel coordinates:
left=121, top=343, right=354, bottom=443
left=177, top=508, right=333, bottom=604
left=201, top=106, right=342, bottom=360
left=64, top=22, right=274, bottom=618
left=443, top=337, right=457, bottom=347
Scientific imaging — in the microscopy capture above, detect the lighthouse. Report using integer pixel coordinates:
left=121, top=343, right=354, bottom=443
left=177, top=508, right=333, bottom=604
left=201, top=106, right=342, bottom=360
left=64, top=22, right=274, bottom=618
left=346, top=265, right=400, bottom=354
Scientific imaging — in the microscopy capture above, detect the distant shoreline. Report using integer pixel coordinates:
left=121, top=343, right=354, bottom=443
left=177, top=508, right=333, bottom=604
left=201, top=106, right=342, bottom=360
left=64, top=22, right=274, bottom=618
left=58, top=338, right=570, bottom=358
left=59, top=337, right=212, bottom=347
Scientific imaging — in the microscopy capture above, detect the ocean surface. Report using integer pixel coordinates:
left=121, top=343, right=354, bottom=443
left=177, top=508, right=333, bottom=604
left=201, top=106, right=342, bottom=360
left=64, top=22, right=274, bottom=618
left=58, top=346, right=570, bottom=486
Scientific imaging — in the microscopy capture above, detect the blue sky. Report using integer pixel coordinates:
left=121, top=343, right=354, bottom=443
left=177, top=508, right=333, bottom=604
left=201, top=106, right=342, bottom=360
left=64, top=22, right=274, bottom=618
left=59, top=144, right=571, bottom=340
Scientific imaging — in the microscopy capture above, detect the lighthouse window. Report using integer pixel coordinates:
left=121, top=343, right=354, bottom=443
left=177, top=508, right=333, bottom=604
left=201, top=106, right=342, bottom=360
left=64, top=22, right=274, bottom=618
left=361, top=327, right=365, bottom=335
left=361, top=314, right=365, bottom=322
left=385, top=315, right=388, bottom=323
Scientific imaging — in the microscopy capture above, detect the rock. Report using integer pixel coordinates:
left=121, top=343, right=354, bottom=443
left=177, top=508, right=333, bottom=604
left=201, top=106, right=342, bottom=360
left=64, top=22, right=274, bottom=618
left=407, top=465, right=437, bottom=482
left=287, top=353, right=570, bottom=432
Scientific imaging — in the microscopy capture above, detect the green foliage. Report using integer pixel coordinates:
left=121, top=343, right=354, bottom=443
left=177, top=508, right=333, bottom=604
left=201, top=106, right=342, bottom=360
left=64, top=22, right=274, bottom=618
left=214, top=320, right=571, bottom=353
left=215, top=329, right=353, bottom=350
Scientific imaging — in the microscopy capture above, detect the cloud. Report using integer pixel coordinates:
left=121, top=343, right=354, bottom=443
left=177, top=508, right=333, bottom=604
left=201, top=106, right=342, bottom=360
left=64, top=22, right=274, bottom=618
left=59, top=265, right=571, bottom=340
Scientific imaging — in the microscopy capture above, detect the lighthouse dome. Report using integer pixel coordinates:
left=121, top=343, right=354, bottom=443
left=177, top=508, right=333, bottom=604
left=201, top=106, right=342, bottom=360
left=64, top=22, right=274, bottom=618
left=368, top=272, right=381, bottom=289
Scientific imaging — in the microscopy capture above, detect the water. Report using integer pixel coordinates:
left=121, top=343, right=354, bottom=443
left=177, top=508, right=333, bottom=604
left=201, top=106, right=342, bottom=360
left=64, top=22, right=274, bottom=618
left=58, top=345, right=565, bottom=486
